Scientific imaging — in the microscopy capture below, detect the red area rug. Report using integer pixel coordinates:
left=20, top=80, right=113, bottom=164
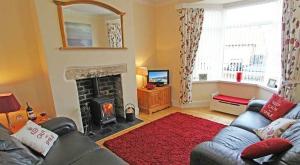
left=104, top=112, right=226, bottom=165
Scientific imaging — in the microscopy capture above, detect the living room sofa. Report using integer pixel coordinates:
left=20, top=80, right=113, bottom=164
left=0, top=117, right=127, bottom=165
left=191, top=100, right=300, bottom=165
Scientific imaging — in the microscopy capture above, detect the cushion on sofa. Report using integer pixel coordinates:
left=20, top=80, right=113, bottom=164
left=230, top=111, right=271, bottom=133
left=260, top=94, right=295, bottom=121
left=254, top=118, right=296, bottom=140
left=241, top=138, right=293, bottom=159
left=12, top=120, right=58, bottom=156
left=43, top=131, right=99, bottom=165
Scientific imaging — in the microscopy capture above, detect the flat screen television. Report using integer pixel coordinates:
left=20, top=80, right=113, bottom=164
left=147, top=70, right=169, bottom=86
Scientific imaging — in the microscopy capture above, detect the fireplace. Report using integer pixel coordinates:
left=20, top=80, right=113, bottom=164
left=76, top=74, right=124, bottom=133
left=70, top=65, right=142, bottom=141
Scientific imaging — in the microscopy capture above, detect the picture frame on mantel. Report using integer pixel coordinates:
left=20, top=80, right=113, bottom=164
left=53, top=0, right=127, bottom=50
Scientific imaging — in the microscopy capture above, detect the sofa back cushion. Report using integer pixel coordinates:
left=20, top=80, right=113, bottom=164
left=284, top=104, right=300, bottom=120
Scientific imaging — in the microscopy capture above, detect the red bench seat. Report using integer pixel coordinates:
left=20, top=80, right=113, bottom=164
left=213, top=94, right=250, bottom=105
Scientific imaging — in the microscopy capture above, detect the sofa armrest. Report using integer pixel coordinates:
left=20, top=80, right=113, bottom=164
left=191, top=142, right=258, bottom=165
left=246, top=100, right=267, bottom=112
left=41, top=117, right=77, bottom=136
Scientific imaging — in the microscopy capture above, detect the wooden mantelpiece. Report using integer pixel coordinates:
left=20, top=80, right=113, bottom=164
left=137, top=86, right=171, bottom=114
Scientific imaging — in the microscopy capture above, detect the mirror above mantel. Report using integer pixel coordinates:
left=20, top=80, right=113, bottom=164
left=54, top=0, right=126, bottom=50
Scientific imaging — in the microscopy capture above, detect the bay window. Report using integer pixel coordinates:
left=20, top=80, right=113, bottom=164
left=193, top=0, right=282, bottom=87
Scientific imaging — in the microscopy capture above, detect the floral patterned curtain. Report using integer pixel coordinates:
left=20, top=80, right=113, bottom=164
left=107, top=23, right=122, bottom=48
left=279, top=0, right=300, bottom=102
left=178, top=8, right=204, bottom=104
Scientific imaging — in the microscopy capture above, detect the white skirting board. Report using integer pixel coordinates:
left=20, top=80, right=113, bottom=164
left=172, top=100, right=210, bottom=108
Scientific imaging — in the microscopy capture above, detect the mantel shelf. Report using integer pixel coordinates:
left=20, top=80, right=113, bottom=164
left=65, top=64, right=127, bottom=80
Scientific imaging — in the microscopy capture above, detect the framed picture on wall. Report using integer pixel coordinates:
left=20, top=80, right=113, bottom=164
left=64, top=22, right=93, bottom=47
left=267, top=79, right=277, bottom=88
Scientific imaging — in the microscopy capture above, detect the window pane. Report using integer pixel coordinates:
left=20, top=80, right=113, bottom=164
left=193, top=9, right=223, bottom=81
left=223, top=1, right=282, bottom=83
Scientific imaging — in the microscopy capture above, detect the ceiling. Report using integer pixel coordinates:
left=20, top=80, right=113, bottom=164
left=142, top=0, right=245, bottom=5
left=199, top=0, right=244, bottom=4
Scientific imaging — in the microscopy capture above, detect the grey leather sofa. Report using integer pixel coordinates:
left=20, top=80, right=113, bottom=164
left=191, top=100, right=300, bottom=165
left=0, top=117, right=127, bottom=165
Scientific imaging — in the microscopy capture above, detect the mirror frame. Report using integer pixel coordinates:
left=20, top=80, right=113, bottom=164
left=54, top=0, right=126, bottom=50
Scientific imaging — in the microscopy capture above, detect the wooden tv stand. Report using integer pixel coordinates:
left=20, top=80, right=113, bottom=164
left=137, top=86, right=171, bottom=114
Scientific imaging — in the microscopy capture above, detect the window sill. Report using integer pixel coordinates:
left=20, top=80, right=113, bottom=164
left=192, top=80, right=278, bottom=93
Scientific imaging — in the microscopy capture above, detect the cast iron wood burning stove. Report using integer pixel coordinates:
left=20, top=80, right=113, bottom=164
left=90, top=97, right=117, bottom=125
left=90, top=77, right=117, bottom=126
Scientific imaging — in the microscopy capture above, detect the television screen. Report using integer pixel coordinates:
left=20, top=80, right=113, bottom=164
left=147, top=70, right=169, bottom=85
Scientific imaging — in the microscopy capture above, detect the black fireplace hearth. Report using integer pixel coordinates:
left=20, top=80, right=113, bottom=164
left=88, top=117, right=143, bottom=141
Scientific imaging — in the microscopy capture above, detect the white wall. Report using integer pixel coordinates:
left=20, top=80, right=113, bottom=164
left=217, top=82, right=257, bottom=99
left=0, top=0, right=55, bottom=117
left=34, top=0, right=138, bottom=132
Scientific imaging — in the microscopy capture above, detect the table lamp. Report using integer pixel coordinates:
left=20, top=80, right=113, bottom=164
left=136, top=67, right=148, bottom=87
left=0, top=93, right=21, bottom=128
